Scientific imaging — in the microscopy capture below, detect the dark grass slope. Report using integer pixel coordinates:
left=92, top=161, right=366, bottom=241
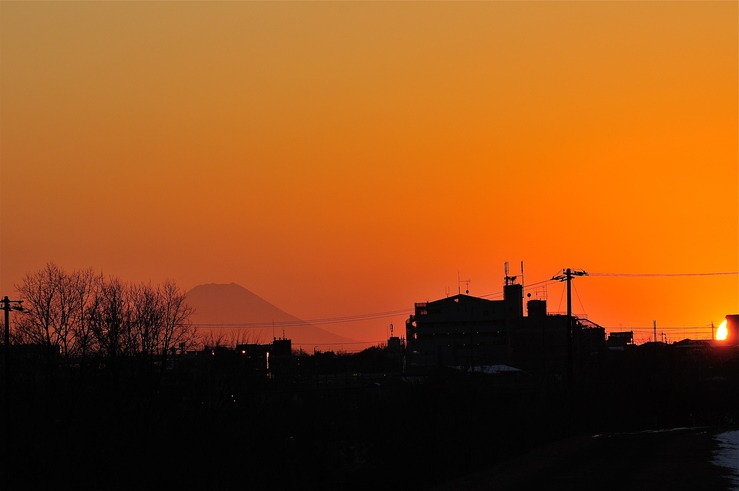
left=432, top=427, right=737, bottom=491
left=1, top=350, right=738, bottom=490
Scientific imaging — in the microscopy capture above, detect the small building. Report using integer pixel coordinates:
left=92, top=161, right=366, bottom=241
left=405, top=277, right=605, bottom=381
left=236, top=338, right=295, bottom=382
left=720, top=314, right=739, bottom=350
left=607, top=331, right=634, bottom=349
left=269, top=337, right=296, bottom=381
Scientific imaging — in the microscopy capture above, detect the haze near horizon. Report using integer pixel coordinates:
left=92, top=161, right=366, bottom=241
left=1, top=1, right=737, bottom=344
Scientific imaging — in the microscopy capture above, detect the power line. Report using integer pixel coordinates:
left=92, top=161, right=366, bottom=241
left=479, top=278, right=554, bottom=299
left=605, top=325, right=715, bottom=330
left=590, top=271, right=738, bottom=277
left=572, top=280, right=587, bottom=318
left=193, top=307, right=413, bottom=329
left=293, top=340, right=385, bottom=347
left=195, top=277, right=561, bottom=329
left=192, top=271, right=736, bottom=331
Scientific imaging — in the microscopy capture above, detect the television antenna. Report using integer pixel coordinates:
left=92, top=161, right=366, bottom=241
left=504, top=261, right=518, bottom=285
left=458, top=271, right=471, bottom=294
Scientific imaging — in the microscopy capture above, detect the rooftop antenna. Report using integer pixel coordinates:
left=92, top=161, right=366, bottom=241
left=458, top=271, right=470, bottom=294
left=504, top=261, right=517, bottom=286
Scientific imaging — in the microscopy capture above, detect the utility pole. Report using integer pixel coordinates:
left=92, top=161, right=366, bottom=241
left=653, top=320, right=657, bottom=343
left=1, top=295, right=24, bottom=388
left=552, top=268, right=588, bottom=384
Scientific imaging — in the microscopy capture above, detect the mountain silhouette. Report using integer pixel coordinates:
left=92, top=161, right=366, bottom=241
left=185, top=283, right=357, bottom=349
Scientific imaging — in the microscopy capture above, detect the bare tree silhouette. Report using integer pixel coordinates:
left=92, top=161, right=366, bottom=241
left=14, top=263, right=196, bottom=373
left=157, top=279, right=197, bottom=367
left=15, top=263, right=98, bottom=365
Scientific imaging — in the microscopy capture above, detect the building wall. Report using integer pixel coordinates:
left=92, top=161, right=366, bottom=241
left=405, top=289, right=605, bottom=380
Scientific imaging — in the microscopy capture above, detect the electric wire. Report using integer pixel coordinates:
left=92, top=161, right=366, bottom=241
left=590, top=271, right=738, bottom=277
left=192, top=271, right=735, bottom=330
left=478, top=278, right=554, bottom=299
left=195, top=277, right=562, bottom=329
left=557, top=281, right=565, bottom=313
left=193, top=307, right=413, bottom=329
left=572, top=280, right=587, bottom=318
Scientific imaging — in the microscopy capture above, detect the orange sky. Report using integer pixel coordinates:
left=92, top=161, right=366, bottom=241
left=1, top=1, right=737, bottom=347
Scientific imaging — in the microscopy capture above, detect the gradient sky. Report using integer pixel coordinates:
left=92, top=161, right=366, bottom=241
left=1, top=1, right=737, bottom=346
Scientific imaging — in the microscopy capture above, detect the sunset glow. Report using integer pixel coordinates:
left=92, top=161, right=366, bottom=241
left=716, top=320, right=729, bottom=342
left=1, top=1, right=737, bottom=346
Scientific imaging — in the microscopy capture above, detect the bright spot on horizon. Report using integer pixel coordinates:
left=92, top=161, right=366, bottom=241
left=716, top=319, right=728, bottom=341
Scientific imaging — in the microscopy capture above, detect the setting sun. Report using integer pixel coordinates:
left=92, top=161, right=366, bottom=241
left=715, top=319, right=729, bottom=341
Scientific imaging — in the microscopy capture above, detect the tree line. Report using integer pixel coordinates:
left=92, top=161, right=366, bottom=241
left=11, top=262, right=197, bottom=369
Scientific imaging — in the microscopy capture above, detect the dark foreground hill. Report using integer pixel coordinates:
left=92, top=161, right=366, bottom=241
left=2, top=345, right=739, bottom=491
